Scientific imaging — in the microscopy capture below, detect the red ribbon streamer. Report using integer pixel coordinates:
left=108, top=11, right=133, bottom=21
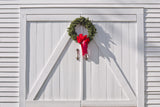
left=77, top=34, right=90, bottom=56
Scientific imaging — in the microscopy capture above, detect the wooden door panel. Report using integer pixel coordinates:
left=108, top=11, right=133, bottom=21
left=26, top=18, right=137, bottom=102
left=37, top=40, right=81, bottom=100
left=22, top=8, right=144, bottom=107
left=26, top=21, right=81, bottom=100
left=84, top=22, right=137, bottom=100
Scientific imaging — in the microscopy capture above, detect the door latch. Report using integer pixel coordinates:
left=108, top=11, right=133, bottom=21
left=76, top=49, right=80, bottom=60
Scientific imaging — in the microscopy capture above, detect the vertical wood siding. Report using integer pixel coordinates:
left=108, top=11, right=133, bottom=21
left=145, top=8, right=160, bottom=107
left=0, top=4, right=20, bottom=107
left=26, top=21, right=137, bottom=101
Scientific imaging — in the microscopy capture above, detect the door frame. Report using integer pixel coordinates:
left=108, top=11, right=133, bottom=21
left=20, top=6, right=144, bottom=107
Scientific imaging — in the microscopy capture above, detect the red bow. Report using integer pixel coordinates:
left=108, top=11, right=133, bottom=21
left=77, top=34, right=90, bottom=56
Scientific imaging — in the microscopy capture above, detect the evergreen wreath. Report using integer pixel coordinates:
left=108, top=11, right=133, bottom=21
left=67, top=16, right=97, bottom=42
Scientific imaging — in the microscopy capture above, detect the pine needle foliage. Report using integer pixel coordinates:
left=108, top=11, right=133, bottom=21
left=67, top=16, right=97, bottom=42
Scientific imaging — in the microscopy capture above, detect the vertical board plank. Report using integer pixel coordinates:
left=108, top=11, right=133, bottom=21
left=97, top=23, right=107, bottom=99
left=129, top=22, right=137, bottom=95
left=112, top=22, right=123, bottom=99
left=36, top=22, right=45, bottom=100
left=28, top=22, right=37, bottom=97
left=43, top=22, right=52, bottom=100
left=59, top=22, right=69, bottom=99
left=85, top=43, right=91, bottom=100
left=51, top=22, right=61, bottom=99
left=121, top=22, right=130, bottom=99
left=122, top=22, right=130, bottom=84
left=90, top=40, right=99, bottom=99
left=106, top=22, right=115, bottom=100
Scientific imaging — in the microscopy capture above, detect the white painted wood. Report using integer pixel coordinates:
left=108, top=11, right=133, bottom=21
left=146, top=67, right=160, bottom=71
left=146, top=14, right=160, bottom=18
left=146, top=52, right=160, bottom=57
left=147, top=77, right=160, bottom=82
left=61, top=23, right=80, bottom=100
left=0, top=24, right=20, bottom=28
left=0, top=103, right=19, bottom=107
left=0, top=83, right=19, bottom=86
left=20, top=7, right=144, bottom=107
left=0, top=93, right=19, bottom=97
left=27, top=32, right=70, bottom=100
left=0, top=9, right=19, bottom=14
left=145, top=23, right=160, bottom=27
left=105, top=22, right=115, bottom=100
left=0, top=43, right=19, bottom=48
left=0, top=19, right=19, bottom=23
left=27, top=15, right=136, bottom=22
left=147, top=100, right=160, bottom=104
left=26, top=101, right=80, bottom=107
left=23, top=8, right=141, bottom=15
left=0, top=58, right=19, bottom=63
left=146, top=28, right=160, bottom=33
left=17, top=0, right=160, bottom=4
left=146, top=72, right=160, bottom=76
left=146, top=57, right=160, bottom=62
left=94, top=37, right=136, bottom=100
left=0, top=33, right=19, bottom=38
left=20, top=9, right=27, bottom=107
left=0, top=73, right=19, bottom=77
left=146, top=87, right=160, bottom=92
left=147, top=95, right=160, bottom=99
left=0, top=48, right=19, bottom=52
left=0, top=5, right=19, bottom=9
left=18, top=4, right=160, bottom=9
left=146, top=82, right=160, bottom=87
left=146, top=47, right=160, bottom=52
left=50, top=22, right=61, bottom=100
left=0, top=38, right=19, bottom=42
left=146, top=33, right=160, bottom=37
left=82, top=101, right=136, bottom=107
left=145, top=18, right=160, bottom=23
left=145, top=9, right=160, bottom=13
left=147, top=92, right=160, bottom=95
left=0, top=97, right=19, bottom=102
left=0, top=87, right=19, bottom=92
left=0, top=63, right=19, bottom=67
left=19, top=4, right=160, bottom=9
left=26, top=22, right=37, bottom=98
left=15, top=4, right=160, bottom=107
left=146, top=43, right=160, bottom=47
left=42, top=22, right=52, bottom=100
left=0, top=68, right=19, bottom=72
left=146, top=62, right=160, bottom=66
left=137, top=12, right=145, bottom=107
left=0, top=53, right=19, bottom=57
left=145, top=38, right=160, bottom=42
left=129, top=22, right=137, bottom=96
left=0, top=78, right=18, bottom=82
left=112, top=22, right=124, bottom=99
left=121, top=22, right=130, bottom=99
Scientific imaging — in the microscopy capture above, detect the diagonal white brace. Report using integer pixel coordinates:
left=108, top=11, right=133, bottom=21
left=94, top=37, right=136, bottom=101
left=28, top=32, right=70, bottom=100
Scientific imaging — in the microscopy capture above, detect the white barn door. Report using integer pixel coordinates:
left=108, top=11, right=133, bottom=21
left=20, top=8, right=144, bottom=107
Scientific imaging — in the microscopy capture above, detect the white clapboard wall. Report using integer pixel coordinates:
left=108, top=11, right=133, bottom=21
left=0, top=4, right=20, bottom=107
left=0, top=1, right=160, bottom=107
left=145, top=8, right=160, bottom=107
